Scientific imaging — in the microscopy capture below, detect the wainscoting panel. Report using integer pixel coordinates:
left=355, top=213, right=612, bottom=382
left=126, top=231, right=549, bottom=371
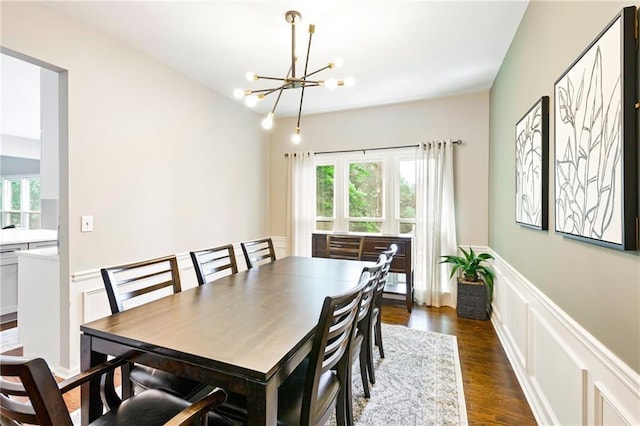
left=595, top=382, right=632, bottom=426
left=530, top=309, right=587, bottom=425
left=487, top=247, right=640, bottom=426
left=502, top=282, right=529, bottom=369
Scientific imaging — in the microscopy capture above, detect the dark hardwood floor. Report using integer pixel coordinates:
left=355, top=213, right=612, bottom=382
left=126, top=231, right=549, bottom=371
left=381, top=300, right=537, bottom=425
left=2, top=301, right=536, bottom=425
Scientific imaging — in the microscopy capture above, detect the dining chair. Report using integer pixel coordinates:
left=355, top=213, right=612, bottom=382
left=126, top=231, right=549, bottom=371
left=240, top=237, right=276, bottom=269
left=326, top=235, right=364, bottom=260
left=215, top=272, right=367, bottom=426
left=0, top=355, right=232, bottom=426
left=349, top=254, right=385, bottom=404
left=100, top=255, right=203, bottom=400
left=371, top=244, right=397, bottom=375
left=190, top=244, right=238, bottom=285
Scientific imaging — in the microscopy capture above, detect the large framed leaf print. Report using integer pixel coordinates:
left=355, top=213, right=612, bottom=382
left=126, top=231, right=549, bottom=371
left=554, top=6, right=637, bottom=250
left=516, top=96, right=549, bottom=230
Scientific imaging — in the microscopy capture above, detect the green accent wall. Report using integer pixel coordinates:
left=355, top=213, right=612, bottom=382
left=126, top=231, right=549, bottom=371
left=490, top=1, right=640, bottom=373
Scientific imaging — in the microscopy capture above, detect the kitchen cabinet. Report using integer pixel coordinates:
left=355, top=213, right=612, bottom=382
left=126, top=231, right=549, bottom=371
left=0, top=230, right=57, bottom=320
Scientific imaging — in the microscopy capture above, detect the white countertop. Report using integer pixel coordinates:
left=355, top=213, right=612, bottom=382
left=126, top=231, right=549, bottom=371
left=0, top=229, right=58, bottom=245
left=16, top=246, right=59, bottom=260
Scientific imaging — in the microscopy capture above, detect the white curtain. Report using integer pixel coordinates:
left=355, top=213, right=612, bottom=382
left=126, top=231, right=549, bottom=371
left=414, top=140, right=458, bottom=307
left=286, top=152, right=316, bottom=256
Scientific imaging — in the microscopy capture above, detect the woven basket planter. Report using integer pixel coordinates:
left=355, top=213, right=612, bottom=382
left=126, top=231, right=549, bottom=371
left=456, top=278, right=488, bottom=320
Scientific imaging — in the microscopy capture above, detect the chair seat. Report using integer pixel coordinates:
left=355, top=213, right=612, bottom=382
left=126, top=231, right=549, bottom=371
left=216, top=358, right=340, bottom=426
left=129, top=364, right=201, bottom=398
left=90, top=389, right=233, bottom=426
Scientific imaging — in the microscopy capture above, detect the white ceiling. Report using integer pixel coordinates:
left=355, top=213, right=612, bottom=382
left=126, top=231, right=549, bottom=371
left=45, top=0, right=529, bottom=118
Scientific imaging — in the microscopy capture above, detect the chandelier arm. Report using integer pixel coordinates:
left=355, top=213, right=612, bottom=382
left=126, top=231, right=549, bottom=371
left=296, top=26, right=314, bottom=130
left=270, top=86, right=286, bottom=114
left=255, top=75, right=291, bottom=82
left=301, top=65, right=332, bottom=80
left=290, top=14, right=297, bottom=78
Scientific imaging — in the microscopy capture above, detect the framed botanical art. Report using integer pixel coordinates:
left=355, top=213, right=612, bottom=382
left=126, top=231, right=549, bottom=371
left=516, top=96, right=549, bottom=230
left=554, top=6, right=637, bottom=250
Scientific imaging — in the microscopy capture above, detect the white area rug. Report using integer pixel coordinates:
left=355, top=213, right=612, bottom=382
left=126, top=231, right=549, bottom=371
left=330, top=324, right=468, bottom=426
left=71, top=325, right=467, bottom=426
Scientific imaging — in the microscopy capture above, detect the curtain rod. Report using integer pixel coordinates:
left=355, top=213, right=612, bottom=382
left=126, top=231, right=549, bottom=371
left=284, top=140, right=462, bottom=157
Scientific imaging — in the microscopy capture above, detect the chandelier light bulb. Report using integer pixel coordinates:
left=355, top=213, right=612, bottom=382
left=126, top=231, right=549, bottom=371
left=292, top=128, right=301, bottom=144
left=246, top=72, right=257, bottom=81
left=262, top=113, right=274, bottom=130
left=245, top=95, right=259, bottom=107
left=344, top=77, right=355, bottom=87
left=233, top=88, right=245, bottom=99
left=325, top=78, right=338, bottom=90
left=333, top=57, right=343, bottom=68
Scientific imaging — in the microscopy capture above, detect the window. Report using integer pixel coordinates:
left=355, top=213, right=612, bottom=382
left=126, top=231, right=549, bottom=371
left=315, top=151, right=416, bottom=234
left=0, top=176, right=41, bottom=229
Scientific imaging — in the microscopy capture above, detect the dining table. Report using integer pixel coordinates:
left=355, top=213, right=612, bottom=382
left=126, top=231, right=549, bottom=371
left=80, top=255, right=372, bottom=426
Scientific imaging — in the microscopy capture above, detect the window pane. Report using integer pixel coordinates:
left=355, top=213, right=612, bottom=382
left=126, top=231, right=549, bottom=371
left=349, top=162, right=382, bottom=218
left=399, top=222, right=415, bottom=234
left=28, top=213, right=40, bottom=229
left=399, top=160, right=416, bottom=219
left=315, top=221, right=334, bottom=231
left=7, top=213, right=21, bottom=227
left=10, top=181, right=21, bottom=210
left=28, top=180, right=41, bottom=211
left=316, top=165, right=334, bottom=217
left=349, top=221, right=381, bottom=233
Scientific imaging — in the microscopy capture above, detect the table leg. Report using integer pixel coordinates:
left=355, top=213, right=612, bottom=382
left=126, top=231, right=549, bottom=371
left=80, top=334, right=106, bottom=426
left=406, top=270, right=413, bottom=312
left=246, top=378, right=278, bottom=425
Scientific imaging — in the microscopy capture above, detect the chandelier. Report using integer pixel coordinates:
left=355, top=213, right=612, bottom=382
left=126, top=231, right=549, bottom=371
left=234, top=10, right=353, bottom=144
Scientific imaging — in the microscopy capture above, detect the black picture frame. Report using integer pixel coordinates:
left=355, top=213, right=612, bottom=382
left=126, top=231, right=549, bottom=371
left=553, top=6, right=637, bottom=250
left=516, top=96, right=549, bottom=230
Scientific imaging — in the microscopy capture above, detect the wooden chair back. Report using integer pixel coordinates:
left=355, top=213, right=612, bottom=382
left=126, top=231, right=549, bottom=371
left=326, top=235, right=364, bottom=260
left=0, top=356, right=227, bottom=426
left=358, top=254, right=386, bottom=326
left=0, top=357, right=72, bottom=426
left=240, top=238, right=276, bottom=269
left=190, top=244, right=238, bottom=285
left=301, top=272, right=367, bottom=425
left=101, top=255, right=182, bottom=314
left=376, top=244, right=397, bottom=295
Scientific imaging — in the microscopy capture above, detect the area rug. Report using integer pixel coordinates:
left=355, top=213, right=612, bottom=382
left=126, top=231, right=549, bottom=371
left=70, top=324, right=467, bottom=426
left=329, top=324, right=468, bottom=426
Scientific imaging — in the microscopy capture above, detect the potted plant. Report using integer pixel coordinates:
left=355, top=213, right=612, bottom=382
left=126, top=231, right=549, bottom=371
left=440, top=246, right=495, bottom=320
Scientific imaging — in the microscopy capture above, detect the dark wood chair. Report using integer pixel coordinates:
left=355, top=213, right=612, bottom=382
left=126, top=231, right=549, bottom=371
left=326, top=235, right=364, bottom=260
left=215, top=272, right=367, bottom=425
left=371, top=244, right=397, bottom=371
left=190, top=244, right=238, bottom=285
left=349, top=254, right=385, bottom=405
left=100, top=255, right=203, bottom=400
left=240, top=237, right=276, bottom=269
left=0, top=355, right=231, bottom=426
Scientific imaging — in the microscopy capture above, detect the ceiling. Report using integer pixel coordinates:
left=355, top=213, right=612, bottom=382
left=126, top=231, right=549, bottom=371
left=45, top=1, right=529, bottom=118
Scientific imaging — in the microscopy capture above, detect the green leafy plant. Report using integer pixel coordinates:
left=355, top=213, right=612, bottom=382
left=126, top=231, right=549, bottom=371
left=440, top=246, right=495, bottom=304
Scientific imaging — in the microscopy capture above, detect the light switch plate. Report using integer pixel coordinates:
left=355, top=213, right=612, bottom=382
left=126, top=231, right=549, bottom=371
left=81, top=215, right=94, bottom=232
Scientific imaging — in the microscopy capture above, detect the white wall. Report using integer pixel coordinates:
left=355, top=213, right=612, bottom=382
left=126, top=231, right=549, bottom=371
left=2, top=1, right=269, bottom=371
left=268, top=91, right=490, bottom=248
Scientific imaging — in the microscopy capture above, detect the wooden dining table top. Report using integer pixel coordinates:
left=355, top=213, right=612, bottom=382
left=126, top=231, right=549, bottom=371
left=80, top=255, right=371, bottom=383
